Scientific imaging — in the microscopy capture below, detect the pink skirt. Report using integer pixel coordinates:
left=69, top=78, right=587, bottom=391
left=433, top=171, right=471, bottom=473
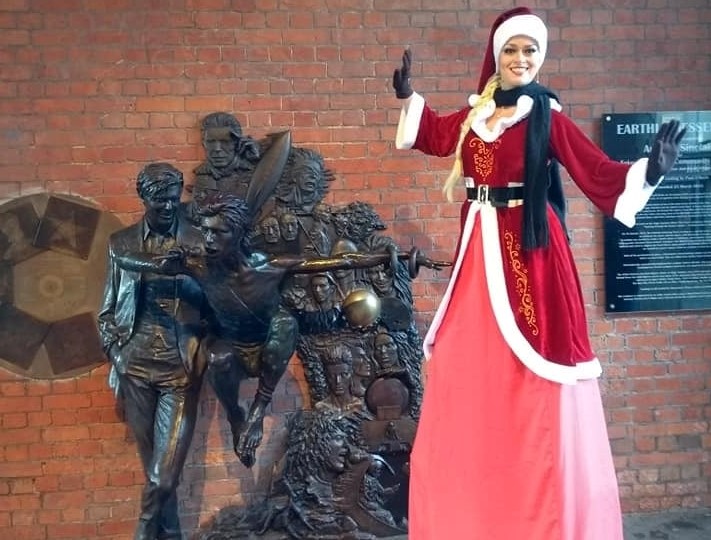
left=409, top=219, right=622, bottom=540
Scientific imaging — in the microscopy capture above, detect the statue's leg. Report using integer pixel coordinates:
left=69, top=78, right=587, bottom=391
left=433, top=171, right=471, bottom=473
left=236, top=309, right=298, bottom=468
left=157, top=491, right=181, bottom=539
left=203, top=337, right=246, bottom=448
left=118, top=374, right=161, bottom=540
left=145, top=383, right=200, bottom=540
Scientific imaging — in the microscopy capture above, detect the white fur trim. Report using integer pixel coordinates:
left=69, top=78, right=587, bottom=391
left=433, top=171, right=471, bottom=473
left=613, top=158, right=659, bottom=228
left=467, top=93, right=482, bottom=107
left=480, top=206, right=601, bottom=384
left=395, top=92, right=425, bottom=150
left=467, top=95, right=562, bottom=142
left=493, top=15, right=548, bottom=72
left=494, top=14, right=548, bottom=71
left=422, top=200, right=478, bottom=360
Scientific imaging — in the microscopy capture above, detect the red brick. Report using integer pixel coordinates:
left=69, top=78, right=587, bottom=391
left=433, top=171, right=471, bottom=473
left=2, top=493, right=40, bottom=510
left=134, top=97, right=185, bottom=113
left=0, top=525, right=46, bottom=539
left=45, top=522, right=97, bottom=538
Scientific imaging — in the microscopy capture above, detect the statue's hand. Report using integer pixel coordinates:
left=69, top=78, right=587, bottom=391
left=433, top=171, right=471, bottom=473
left=383, top=484, right=400, bottom=496
left=166, top=245, right=188, bottom=260
left=412, top=248, right=451, bottom=271
left=235, top=413, right=265, bottom=468
left=404, top=247, right=452, bottom=277
left=416, top=252, right=451, bottom=271
left=105, top=342, right=126, bottom=399
left=154, top=245, right=196, bottom=270
left=237, top=135, right=260, bottom=161
left=387, top=244, right=399, bottom=271
left=107, top=342, right=124, bottom=371
left=348, top=447, right=370, bottom=464
left=107, top=363, right=121, bottom=398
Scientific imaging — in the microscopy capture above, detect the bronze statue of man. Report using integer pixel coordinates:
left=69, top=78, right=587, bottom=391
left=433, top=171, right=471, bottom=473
left=97, top=162, right=210, bottom=540
left=190, top=112, right=261, bottom=208
left=113, top=192, right=446, bottom=468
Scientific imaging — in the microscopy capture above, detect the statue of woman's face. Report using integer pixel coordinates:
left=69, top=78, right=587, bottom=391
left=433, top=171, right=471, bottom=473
left=374, top=333, right=398, bottom=369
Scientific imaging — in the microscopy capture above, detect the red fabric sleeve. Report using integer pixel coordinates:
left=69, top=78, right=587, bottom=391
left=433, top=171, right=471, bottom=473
left=412, top=104, right=473, bottom=157
left=550, top=111, right=631, bottom=217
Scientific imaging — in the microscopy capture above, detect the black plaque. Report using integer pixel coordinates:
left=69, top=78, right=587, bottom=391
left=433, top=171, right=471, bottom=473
left=602, top=111, right=711, bottom=313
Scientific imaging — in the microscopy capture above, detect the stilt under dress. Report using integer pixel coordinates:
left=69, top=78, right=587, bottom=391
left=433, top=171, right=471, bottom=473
left=397, top=91, right=658, bottom=539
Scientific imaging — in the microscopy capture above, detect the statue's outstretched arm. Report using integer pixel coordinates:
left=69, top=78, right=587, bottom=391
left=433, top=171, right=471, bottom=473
left=273, top=247, right=451, bottom=276
left=114, top=247, right=193, bottom=276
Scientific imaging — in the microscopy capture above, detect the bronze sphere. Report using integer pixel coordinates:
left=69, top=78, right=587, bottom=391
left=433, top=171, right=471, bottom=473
left=342, top=288, right=381, bottom=328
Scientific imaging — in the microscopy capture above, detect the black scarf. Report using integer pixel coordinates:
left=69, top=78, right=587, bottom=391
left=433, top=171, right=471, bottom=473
left=493, top=82, right=568, bottom=249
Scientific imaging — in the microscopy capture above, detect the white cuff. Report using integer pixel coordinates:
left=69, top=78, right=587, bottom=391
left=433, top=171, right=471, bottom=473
left=395, top=92, right=425, bottom=149
left=613, top=158, right=660, bottom=228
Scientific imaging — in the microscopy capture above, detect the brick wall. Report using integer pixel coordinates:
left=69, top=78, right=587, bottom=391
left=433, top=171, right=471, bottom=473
left=1, top=0, right=710, bottom=537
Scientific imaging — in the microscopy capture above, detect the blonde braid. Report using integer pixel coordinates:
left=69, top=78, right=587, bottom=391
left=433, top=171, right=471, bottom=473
left=442, top=74, right=502, bottom=202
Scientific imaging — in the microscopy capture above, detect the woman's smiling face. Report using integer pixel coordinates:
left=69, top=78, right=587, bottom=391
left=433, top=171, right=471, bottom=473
left=498, top=36, right=542, bottom=90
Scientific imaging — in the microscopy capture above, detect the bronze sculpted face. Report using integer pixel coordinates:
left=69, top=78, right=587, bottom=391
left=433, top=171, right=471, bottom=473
left=142, top=184, right=181, bottom=233
left=136, top=162, right=184, bottom=234
left=296, top=161, right=320, bottom=201
left=353, top=347, right=372, bottom=377
left=325, top=362, right=353, bottom=397
left=325, top=434, right=348, bottom=473
left=374, top=332, right=399, bottom=371
left=368, top=263, right=393, bottom=296
left=260, top=216, right=280, bottom=244
left=203, top=126, right=237, bottom=169
left=201, top=214, right=239, bottom=258
left=311, top=273, right=336, bottom=306
left=280, top=213, right=299, bottom=241
left=196, top=192, right=250, bottom=259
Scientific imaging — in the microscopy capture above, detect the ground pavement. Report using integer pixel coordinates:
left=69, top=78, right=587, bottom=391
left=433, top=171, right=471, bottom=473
left=386, top=507, right=711, bottom=539
left=623, top=508, right=711, bottom=540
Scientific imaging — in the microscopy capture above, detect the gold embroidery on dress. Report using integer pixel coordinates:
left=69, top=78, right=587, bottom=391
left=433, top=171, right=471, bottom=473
left=468, top=137, right=501, bottom=182
left=504, top=230, right=539, bottom=336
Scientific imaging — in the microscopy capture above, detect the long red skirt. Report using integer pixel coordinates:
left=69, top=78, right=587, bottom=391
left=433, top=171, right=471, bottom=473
left=409, top=220, right=622, bottom=540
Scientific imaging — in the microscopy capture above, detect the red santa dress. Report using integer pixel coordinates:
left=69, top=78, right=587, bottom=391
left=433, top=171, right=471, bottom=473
left=397, top=92, right=658, bottom=540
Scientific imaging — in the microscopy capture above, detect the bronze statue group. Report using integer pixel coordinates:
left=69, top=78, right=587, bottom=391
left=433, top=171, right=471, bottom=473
left=99, top=113, right=444, bottom=539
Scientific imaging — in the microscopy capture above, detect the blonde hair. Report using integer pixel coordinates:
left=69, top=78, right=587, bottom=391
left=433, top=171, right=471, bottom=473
left=442, top=73, right=502, bottom=202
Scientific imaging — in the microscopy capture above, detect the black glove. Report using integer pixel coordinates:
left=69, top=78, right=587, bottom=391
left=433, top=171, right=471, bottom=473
left=392, top=48, right=413, bottom=99
left=646, top=119, right=687, bottom=186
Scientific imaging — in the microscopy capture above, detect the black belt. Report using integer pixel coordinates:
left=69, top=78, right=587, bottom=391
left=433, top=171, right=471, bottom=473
left=466, top=184, right=524, bottom=207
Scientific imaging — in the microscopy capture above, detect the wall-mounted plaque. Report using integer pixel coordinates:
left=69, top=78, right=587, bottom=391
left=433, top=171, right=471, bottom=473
left=602, top=111, right=711, bottom=313
left=0, top=193, right=123, bottom=379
